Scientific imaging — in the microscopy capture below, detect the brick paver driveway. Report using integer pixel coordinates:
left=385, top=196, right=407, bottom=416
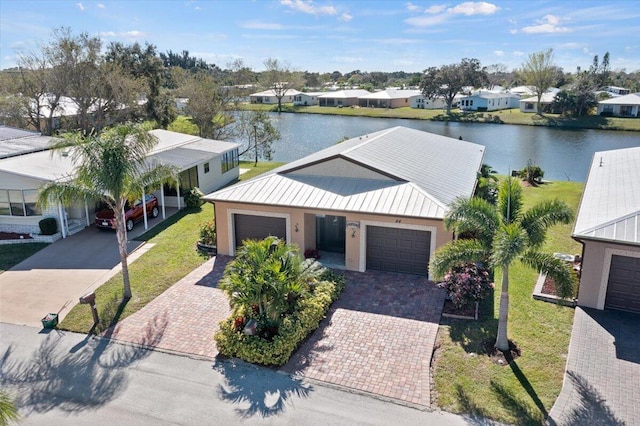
left=283, top=270, right=445, bottom=409
left=548, top=307, right=640, bottom=425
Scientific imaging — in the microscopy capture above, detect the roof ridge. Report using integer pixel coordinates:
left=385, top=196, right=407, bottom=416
left=340, top=127, right=400, bottom=156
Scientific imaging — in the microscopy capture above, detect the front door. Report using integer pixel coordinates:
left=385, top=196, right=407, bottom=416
left=316, top=215, right=346, bottom=253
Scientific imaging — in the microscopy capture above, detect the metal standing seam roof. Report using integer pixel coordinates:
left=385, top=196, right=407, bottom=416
left=573, top=147, right=640, bottom=245
left=359, top=89, right=422, bottom=100
left=598, top=93, right=640, bottom=105
left=317, top=90, right=372, bottom=99
left=0, top=126, right=55, bottom=159
left=204, top=126, right=485, bottom=219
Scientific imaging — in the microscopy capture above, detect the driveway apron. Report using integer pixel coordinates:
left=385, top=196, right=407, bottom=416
left=548, top=307, right=640, bottom=425
left=283, top=270, right=445, bottom=409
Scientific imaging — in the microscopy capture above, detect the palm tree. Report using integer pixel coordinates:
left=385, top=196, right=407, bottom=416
left=0, top=390, right=19, bottom=426
left=430, top=178, right=576, bottom=351
left=38, top=124, right=178, bottom=299
left=221, top=236, right=325, bottom=324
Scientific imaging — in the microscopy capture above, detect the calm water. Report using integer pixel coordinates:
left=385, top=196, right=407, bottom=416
left=250, top=113, right=640, bottom=182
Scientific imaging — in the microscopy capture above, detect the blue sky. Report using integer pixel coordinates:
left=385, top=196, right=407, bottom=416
left=1, top=0, right=639, bottom=74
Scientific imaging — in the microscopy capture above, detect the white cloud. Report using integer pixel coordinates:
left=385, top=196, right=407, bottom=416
left=280, top=0, right=337, bottom=16
left=97, top=3, right=105, bottom=8
left=405, top=13, right=449, bottom=27
left=509, top=29, right=517, bottom=34
left=406, top=2, right=420, bottom=12
left=494, top=50, right=504, bottom=56
left=448, top=2, right=499, bottom=16
left=559, top=42, right=581, bottom=49
left=521, top=15, right=570, bottom=34
left=98, top=30, right=145, bottom=38
left=98, top=31, right=116, bottom=37
left=76, top=2, right=84, bottom=11
left=241, top=21, right=285, bottom=30
left=512, top=51, right=525, bottom=56
left=425, top=4, right=447, bottom=14
left=124, top=30, right=144, bottom=37
left=339, top=12, right=352, bottom=22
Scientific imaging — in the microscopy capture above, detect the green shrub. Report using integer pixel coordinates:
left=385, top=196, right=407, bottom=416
left=184, top=187, right=204, bottom=209
left=198, top=220, right=216, bottom=245
left=38, top=217, right=58, bottom=235
left=215, top=275, right=344, bottom=366
left=518, top=159, right=545, bottom=184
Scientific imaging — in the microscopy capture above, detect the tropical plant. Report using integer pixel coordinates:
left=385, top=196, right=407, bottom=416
left=438, top=263, right=493, bottom=309
left=37, top=123, right=178, bottom=299
left=184, top=187, right=204, bottom=209
left=220, top=237, right=325, bottom=328
left=518, top=159, right=544, bottom=185
left=0, top=390, right=19, bottom=426
left=430, top=178, right=576, bottom=351
left=198, top=220, right=216, bottom=246
left=475, top=163, right=499, bottom=204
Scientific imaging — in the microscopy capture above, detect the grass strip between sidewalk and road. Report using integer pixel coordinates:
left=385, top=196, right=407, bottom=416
left=59, top=161, right=283, bottom=334
left=432, top=180, right=584, bottom=425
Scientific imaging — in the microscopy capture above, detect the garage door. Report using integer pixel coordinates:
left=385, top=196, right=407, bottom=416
left=366, top=226, right=430, bottom=275
left=605, top=255, right=640, bottom=314
left=234, top=214, right=286, bottom=247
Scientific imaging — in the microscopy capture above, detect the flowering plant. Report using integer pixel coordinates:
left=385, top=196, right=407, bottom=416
left=199, top=220, right=216, bottom=246
left=438, top=263, right=494, bottom=309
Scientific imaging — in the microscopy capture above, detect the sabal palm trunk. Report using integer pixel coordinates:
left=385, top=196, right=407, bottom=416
left=495, top=264, right=510, bottom=351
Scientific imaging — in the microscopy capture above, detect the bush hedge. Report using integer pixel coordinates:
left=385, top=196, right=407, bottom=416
left=38, top=217, right=58, bottom=235
left=184, top=187, right=204, bottom=209
left=214, top=271, right=345, bottom=366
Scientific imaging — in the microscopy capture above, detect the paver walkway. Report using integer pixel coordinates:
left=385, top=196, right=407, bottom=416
left=282, top=270, right=445, bottom=409
left=547, top=307, right=640, bottom=425
left=106, top=256, right=231, bottom=359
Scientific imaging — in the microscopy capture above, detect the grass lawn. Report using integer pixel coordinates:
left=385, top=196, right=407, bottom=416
left=59, top=161, right=283, bottom=334
left=432, top=180, right=584, bottom=425
left=0, top=243, right=49, bottom=273
left=241, top=103, right=640, bottom=132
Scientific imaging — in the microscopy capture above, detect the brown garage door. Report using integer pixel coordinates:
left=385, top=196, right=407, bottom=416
left=366, top=226, right=430, bottom=275
left=234, top=214, right=286, bottom=247
left=605, top=255, right=640, bottom=314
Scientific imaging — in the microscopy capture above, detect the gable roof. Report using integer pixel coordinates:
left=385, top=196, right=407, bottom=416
left=520, top=92, right=557, bottom=103
left=0, top=126, right=53, bottom=159
left=250, top=89, right=302, bottom=97
left=599, top=93, right=640, bottom=106
left=204, top=126, right=485, bottom=219
left=573, top=147, right=640, bottom=245
left=359, top=89, right=422, bottom=100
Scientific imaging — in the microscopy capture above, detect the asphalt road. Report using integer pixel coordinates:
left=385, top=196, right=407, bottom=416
left=0, top=323, right=485, bottom=426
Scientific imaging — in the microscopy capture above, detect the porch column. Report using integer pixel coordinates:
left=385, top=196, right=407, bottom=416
left=176, top=180, right=181, bottom=210
left=160, top=185, right=166, bottom=219
left=84, top=200, right=90, bottom=227
left=58, top=202, right=67, bottom=238
left=141, top=187, right=149, bottom=230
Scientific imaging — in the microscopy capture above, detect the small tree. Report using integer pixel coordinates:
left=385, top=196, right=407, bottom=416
left=235, top=110, right=280, bottom=166
left=521, top=49, right=556, bottom=115
left=518, top=160, right=544, bottom=185
left=260, top=58, right=303, bottom=113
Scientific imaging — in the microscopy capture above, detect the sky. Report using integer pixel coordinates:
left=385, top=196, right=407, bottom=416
left=1, top=0, right=639, bottom=74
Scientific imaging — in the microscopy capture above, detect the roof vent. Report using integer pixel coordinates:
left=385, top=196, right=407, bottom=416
left=61, top=150, right=69, bottom=157
left=599, top=157, right=604, bottom=167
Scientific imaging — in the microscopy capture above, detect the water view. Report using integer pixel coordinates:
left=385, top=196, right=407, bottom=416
left=260, top=113, right=640, bottom=182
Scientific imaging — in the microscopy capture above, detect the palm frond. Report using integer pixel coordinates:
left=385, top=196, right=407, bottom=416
left=429, top=238, right=490, bottom=280
left=521, top=199, right=574, bottom=248
left=521, top=251, right=577, bottom=300
left=444, top=196, right=500, bottom=248
left=37, top=180, right=104, bottom=209
left=497, top=177, right=523, bottom=224
left=491, top=222, right=528, bottom=267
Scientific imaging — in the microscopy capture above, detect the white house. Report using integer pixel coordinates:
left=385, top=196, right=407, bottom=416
left=293, top=92, right=323, bottom=106
left=459, top=93, right=520, bottom=112
left=604, top=86, right=631, bottom=96
left=0, top=128, right=241, bottom=239
left=249, top=89, right=302, bottom=104
left=410, top=94, right=450, bottom=110
left=519, top=92, right=558, bottom=113
left=318, top=90, right=371, bottom=107
left=358, top=89, right=422, bottom=108
left=597, top=93, right=640, bottom=117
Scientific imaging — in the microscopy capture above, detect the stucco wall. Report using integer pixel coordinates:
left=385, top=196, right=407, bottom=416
left=212, top=201, right=450, bottom=277
left=577, top=238, right=640, bottom=309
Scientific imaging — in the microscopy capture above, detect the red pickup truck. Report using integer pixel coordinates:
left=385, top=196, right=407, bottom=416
left=95, top=194, right=159, bottom=231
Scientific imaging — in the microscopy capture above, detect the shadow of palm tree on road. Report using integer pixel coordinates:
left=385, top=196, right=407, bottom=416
left=0, top=312, right=168, bottom=414
left=213, top=359, right=312, bottom=419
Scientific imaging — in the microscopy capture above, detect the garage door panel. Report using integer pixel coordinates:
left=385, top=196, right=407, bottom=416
left=234, top=214, right=286, bottom=247
left=605, top=255, right=640, bottom=314
left=366, top=226, right=430, bottom=276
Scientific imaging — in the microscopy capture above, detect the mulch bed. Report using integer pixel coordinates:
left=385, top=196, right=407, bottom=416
left=0, top=232, right=33, bottom=240
left=542, top=275, right=558, bottom=296
left=442, top=300, right=477, bottom=317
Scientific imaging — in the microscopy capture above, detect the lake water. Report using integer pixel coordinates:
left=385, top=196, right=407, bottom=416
left=250, top=113, right=640, bottom=182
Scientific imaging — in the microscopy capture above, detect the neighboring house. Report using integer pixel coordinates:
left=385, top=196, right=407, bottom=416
left=519, top=92, right=558, bottom=113
left=572, top=147, right=640, bottom=314
left=318, top=90, right=371, bottom=107
left=459, top=92, right=520, bottom=112
left=249, top=89, right=301, bottom=104
left=597, top=93, right=640, bottom=117
left=410, top=94, right=452, bottom=110
left=0, top=128, right=240, bottom=239
left=509, top=86, right=535, bottom=97
left=605, top=86, right=631, bottom=96
left=358, top=89, right=422, bottom=108
left=203, top=126, right=485, bottom=278
left=293, top=92, right=322, bottom=106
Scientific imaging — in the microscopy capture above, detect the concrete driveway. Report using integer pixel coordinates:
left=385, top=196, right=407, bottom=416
left=548, top=307, right=640, bottom=425
left=0, top=209, right=176, bottom=328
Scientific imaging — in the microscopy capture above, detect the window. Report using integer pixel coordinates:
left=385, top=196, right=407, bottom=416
left=204, top=162, right=210, bottom=174
left=525, top=103, right=534, bottom=110
left=163, top=166, right=199, bottom=196
left=221, top=148, right=239, bottom=173
left=0, top=189, right=42, bottom=216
